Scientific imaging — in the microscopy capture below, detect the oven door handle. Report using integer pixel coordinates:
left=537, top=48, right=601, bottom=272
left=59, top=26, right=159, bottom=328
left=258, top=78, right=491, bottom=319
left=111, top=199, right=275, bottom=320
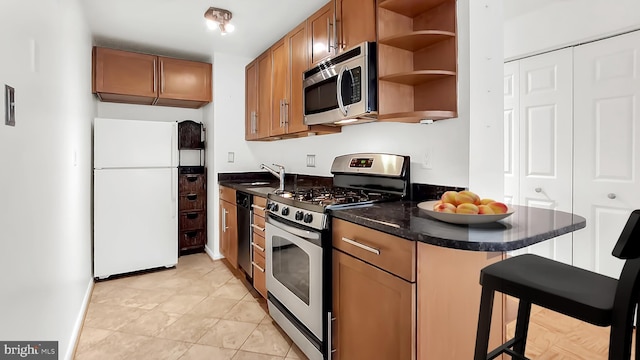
left=267, top=216, right=321, bottom=241
left=336, top=65, right=349, bottom=117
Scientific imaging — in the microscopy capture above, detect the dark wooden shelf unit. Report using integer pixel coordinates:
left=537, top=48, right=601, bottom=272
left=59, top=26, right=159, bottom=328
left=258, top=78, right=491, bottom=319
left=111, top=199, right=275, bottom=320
left=177, top=120, right=207, bottom=253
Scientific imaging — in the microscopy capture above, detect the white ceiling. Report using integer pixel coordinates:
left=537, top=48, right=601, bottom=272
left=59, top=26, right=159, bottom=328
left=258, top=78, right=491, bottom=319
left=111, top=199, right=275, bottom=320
left=83, top=0, right=329, bottom=62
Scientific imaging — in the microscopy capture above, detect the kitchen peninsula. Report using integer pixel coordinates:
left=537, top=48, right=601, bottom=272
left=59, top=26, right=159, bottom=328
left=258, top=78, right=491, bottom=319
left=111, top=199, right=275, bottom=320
left=329, top=202, right=586, bottom=359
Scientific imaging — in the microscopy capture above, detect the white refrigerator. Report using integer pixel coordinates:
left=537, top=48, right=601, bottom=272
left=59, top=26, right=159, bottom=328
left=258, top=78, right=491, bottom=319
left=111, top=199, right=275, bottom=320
left=93, top=118, right=178, bottom=279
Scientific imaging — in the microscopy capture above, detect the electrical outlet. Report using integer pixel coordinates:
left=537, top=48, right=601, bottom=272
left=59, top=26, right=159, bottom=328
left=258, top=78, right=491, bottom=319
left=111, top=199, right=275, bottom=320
left=306, top=154, right=316, bottom=167
left=227, top=152, right=235, bottom=163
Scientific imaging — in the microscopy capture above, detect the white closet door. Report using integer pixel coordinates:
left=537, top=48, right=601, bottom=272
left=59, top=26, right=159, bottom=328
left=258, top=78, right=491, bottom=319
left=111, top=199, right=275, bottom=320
left=504, top=61, right=520, bottom=206
left=573, top=30, right=640, bottom=279
left=517, top=48, right=574, bottom=264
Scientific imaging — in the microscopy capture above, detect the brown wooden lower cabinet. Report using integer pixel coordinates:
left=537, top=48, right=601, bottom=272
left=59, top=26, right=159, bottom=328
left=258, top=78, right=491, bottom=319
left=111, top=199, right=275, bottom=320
left=331, top=219, right=505, bottom=360
left=219, top=196, right=237, bottom=269
left=332, top=250, right=416, bottom=360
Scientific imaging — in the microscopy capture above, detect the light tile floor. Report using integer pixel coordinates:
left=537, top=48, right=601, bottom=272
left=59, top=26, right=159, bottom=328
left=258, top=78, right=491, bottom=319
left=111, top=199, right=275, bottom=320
left=74, top=253, right=308, bottom=360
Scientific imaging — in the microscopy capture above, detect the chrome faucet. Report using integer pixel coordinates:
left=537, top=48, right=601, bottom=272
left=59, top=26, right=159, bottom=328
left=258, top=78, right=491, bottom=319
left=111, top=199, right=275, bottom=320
left=260, top=163, right=286, bottom=192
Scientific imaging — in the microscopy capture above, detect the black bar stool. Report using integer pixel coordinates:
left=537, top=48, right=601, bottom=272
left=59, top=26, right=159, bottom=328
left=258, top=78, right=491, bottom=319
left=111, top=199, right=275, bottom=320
left=474, top=210, right=640, bottom=360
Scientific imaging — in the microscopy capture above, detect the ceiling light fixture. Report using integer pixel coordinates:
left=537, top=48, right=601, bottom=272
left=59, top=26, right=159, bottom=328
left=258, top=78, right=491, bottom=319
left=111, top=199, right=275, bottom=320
left=204, top=7, right=235, bottom=35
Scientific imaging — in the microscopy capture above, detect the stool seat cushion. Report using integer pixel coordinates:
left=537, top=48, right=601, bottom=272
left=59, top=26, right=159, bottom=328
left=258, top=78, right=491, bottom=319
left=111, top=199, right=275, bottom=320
left=480, top=254, right=618, bottom=326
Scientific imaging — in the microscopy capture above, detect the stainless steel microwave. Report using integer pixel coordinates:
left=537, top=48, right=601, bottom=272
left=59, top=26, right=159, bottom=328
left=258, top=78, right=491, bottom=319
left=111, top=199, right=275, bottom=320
left=303, top=42, right=377, bottom=126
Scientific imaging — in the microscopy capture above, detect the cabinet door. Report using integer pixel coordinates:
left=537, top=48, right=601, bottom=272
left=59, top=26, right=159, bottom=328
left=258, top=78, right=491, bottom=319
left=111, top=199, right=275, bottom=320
left=245, top=60, right=259, bottom=140
left=156, top=57, right=212, bottom=108
left=286, top=22, right=310, bottom=134
left=257, top=51, right=272, bottom=139
left=332, top=250, right=415, bottom=360
left=227, top=202, right=238, bottom=269
left=573, top=31, right=640, bottom=278
left=92, top=47, right=157, bottom=105
left=271, top=39, right=288, bottom=137
left=308, top=2, right=335, bottom=66
left=219, top=201, right=229, bottom=258
left=336, top=0, right=376, bottom=52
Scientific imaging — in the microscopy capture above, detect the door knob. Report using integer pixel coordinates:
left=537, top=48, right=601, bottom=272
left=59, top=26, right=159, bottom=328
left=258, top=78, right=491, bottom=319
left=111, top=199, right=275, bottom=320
left=534, top=187, right=542, bottom=193
left=608, top=193, right=617, bottom=199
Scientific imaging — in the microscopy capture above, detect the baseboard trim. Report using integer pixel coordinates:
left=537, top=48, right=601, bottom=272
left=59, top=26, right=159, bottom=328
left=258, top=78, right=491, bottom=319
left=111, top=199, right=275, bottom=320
left=65, top=278, right=94, bottom=360
left=204, top=244, right=224, bottom=261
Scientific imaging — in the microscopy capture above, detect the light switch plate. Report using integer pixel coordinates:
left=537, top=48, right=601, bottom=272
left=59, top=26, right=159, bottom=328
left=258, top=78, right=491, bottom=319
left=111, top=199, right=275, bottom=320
left=306, top=154, right=316, bottom=167
left=227, top=152, right=235, bottom=163
left=5, top=85, right=15, bottom=126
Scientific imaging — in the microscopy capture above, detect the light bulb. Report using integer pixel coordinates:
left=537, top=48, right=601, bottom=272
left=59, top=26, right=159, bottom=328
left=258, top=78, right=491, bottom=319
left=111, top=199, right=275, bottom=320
left=206, top=19, right=218, bottom=30
left=224, top=23, right=235, bottom=33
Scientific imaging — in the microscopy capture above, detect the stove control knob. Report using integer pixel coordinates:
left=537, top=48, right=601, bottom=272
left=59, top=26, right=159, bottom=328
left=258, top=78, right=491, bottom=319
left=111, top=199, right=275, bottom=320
left=303, top=213, right=313, bottom=223
left=271, top=204, right=279, bottom=212
left=295, top=211, right=304, bottom=221
left=281, top=207, right=290, bottom=216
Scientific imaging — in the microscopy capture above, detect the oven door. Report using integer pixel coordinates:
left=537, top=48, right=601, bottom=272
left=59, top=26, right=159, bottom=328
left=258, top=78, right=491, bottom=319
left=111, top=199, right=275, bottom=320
left=266, top=215, right=324, bottom=341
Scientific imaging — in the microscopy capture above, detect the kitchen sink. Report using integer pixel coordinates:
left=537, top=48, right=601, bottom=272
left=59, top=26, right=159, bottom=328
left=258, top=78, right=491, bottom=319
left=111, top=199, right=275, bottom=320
left=238, top=181, right=272, bottom=186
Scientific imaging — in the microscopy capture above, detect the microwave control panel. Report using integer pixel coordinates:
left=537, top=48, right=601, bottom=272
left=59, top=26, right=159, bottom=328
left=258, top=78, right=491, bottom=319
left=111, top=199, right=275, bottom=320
left=343, top=67, right=362, bottom=105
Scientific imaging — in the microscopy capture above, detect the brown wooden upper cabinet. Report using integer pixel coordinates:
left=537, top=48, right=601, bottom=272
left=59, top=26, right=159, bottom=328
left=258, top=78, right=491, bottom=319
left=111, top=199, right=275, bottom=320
left=92, top=46, right=212, bottom=109
left=335, top=0, right=377, bottom=52
left=308, top=2, right=336, bottom=66
left=156, top=57, right=212, bottom=108
left=92, top=47, right=158, bottom=105
left=245, top=60, right=259, bottom=141
left=245, top=21, right=340, bottom=141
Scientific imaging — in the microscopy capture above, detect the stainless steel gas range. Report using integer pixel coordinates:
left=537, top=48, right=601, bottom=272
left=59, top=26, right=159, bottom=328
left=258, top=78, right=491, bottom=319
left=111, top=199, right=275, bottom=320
left=265, top=153, right=410, bottom=360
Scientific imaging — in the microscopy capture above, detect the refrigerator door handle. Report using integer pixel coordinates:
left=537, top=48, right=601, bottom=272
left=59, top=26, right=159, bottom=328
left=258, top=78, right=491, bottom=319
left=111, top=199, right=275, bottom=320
left=171, top=123, right=177, bottom=167
left=171, top=169, right=177, bottom=219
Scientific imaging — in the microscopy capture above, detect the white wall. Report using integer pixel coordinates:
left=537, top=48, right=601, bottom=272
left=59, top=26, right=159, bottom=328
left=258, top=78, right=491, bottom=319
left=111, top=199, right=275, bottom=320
left=0, top=0, right=94, bottom=358
left=504, top=0, right=640, bottom=60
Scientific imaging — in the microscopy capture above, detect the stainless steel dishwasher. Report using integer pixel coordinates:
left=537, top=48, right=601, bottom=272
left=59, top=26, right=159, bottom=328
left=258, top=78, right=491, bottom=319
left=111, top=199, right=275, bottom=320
left=236, top=191, right=253, bottom=278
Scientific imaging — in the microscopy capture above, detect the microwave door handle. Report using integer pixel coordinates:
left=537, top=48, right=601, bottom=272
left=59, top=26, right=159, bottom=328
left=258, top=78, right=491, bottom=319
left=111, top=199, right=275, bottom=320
left=336, top=66, right=348, bottom=116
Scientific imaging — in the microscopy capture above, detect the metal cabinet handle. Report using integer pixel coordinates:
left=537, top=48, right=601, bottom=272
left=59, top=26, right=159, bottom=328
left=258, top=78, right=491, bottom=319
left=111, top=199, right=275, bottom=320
left=252, top=261, right=265, bottom=273
left=186, top=213, right=198, bottom=220
left=326, top=17, right=331, bottom=53
left=608, top=193, right=617, bottom=199
left=341, top=237, right=380, bottom=255
left=186, top=176, right=198, bottom=182
left=534, top=187, right=542, bottom=193
left=186, top=194, right=197, bottom=201
left=251, top=224, right=265, bottom=232
left=251, top=204, right=266, bottom=211
left=222, top=209, right=227, bottom=233
left=252, top=242, right=265, bottom=252
left=284, top=100, right=289, bottom=125
left=328, top=312, right=336, bottom=360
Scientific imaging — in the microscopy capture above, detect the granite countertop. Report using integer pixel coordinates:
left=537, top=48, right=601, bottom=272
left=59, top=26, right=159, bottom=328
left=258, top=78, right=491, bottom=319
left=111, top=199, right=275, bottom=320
left=218, top=180, right=279, bottom=198
left=329, top=201, right=586, bottom=252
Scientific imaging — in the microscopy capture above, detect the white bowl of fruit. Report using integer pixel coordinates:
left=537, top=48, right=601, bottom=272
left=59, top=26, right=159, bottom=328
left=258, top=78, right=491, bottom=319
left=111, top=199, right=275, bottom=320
left=417, top=191, right=514, bottom=224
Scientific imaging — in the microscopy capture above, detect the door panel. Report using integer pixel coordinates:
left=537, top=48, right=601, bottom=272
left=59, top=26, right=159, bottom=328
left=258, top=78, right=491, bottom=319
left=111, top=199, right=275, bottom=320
left=573, top=30, right=640, bottom=278
left=287, top=23, right=310, bottom=134
left=518, top=48, right=573, bottom=264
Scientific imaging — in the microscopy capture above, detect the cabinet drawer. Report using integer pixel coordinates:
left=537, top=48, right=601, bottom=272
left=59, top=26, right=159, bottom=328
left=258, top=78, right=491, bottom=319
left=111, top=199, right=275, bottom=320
left=179, top=174, right=205, bottom=194
left=332, top=219, right=416, bottom=282
left=253, top=232, right=266, bottom=254
left=252, top=214, right=266, bottom=234
left=252, top=196, right=267, bottom=217
left=219, top=186, right=235, bottom=203
left=252, top=250, right=267, bottom=299
left=179, top=193, right=206, bottom=211
left=180, top=229, right=206, bottom=250
left=179, top=211, right=206, bottom=231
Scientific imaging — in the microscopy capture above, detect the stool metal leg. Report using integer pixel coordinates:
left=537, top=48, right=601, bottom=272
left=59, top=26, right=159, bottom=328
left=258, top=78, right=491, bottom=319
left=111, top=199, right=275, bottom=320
left=474, top=287, right=495, bottom=360
left=513, top=300, right=532, bottom=355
